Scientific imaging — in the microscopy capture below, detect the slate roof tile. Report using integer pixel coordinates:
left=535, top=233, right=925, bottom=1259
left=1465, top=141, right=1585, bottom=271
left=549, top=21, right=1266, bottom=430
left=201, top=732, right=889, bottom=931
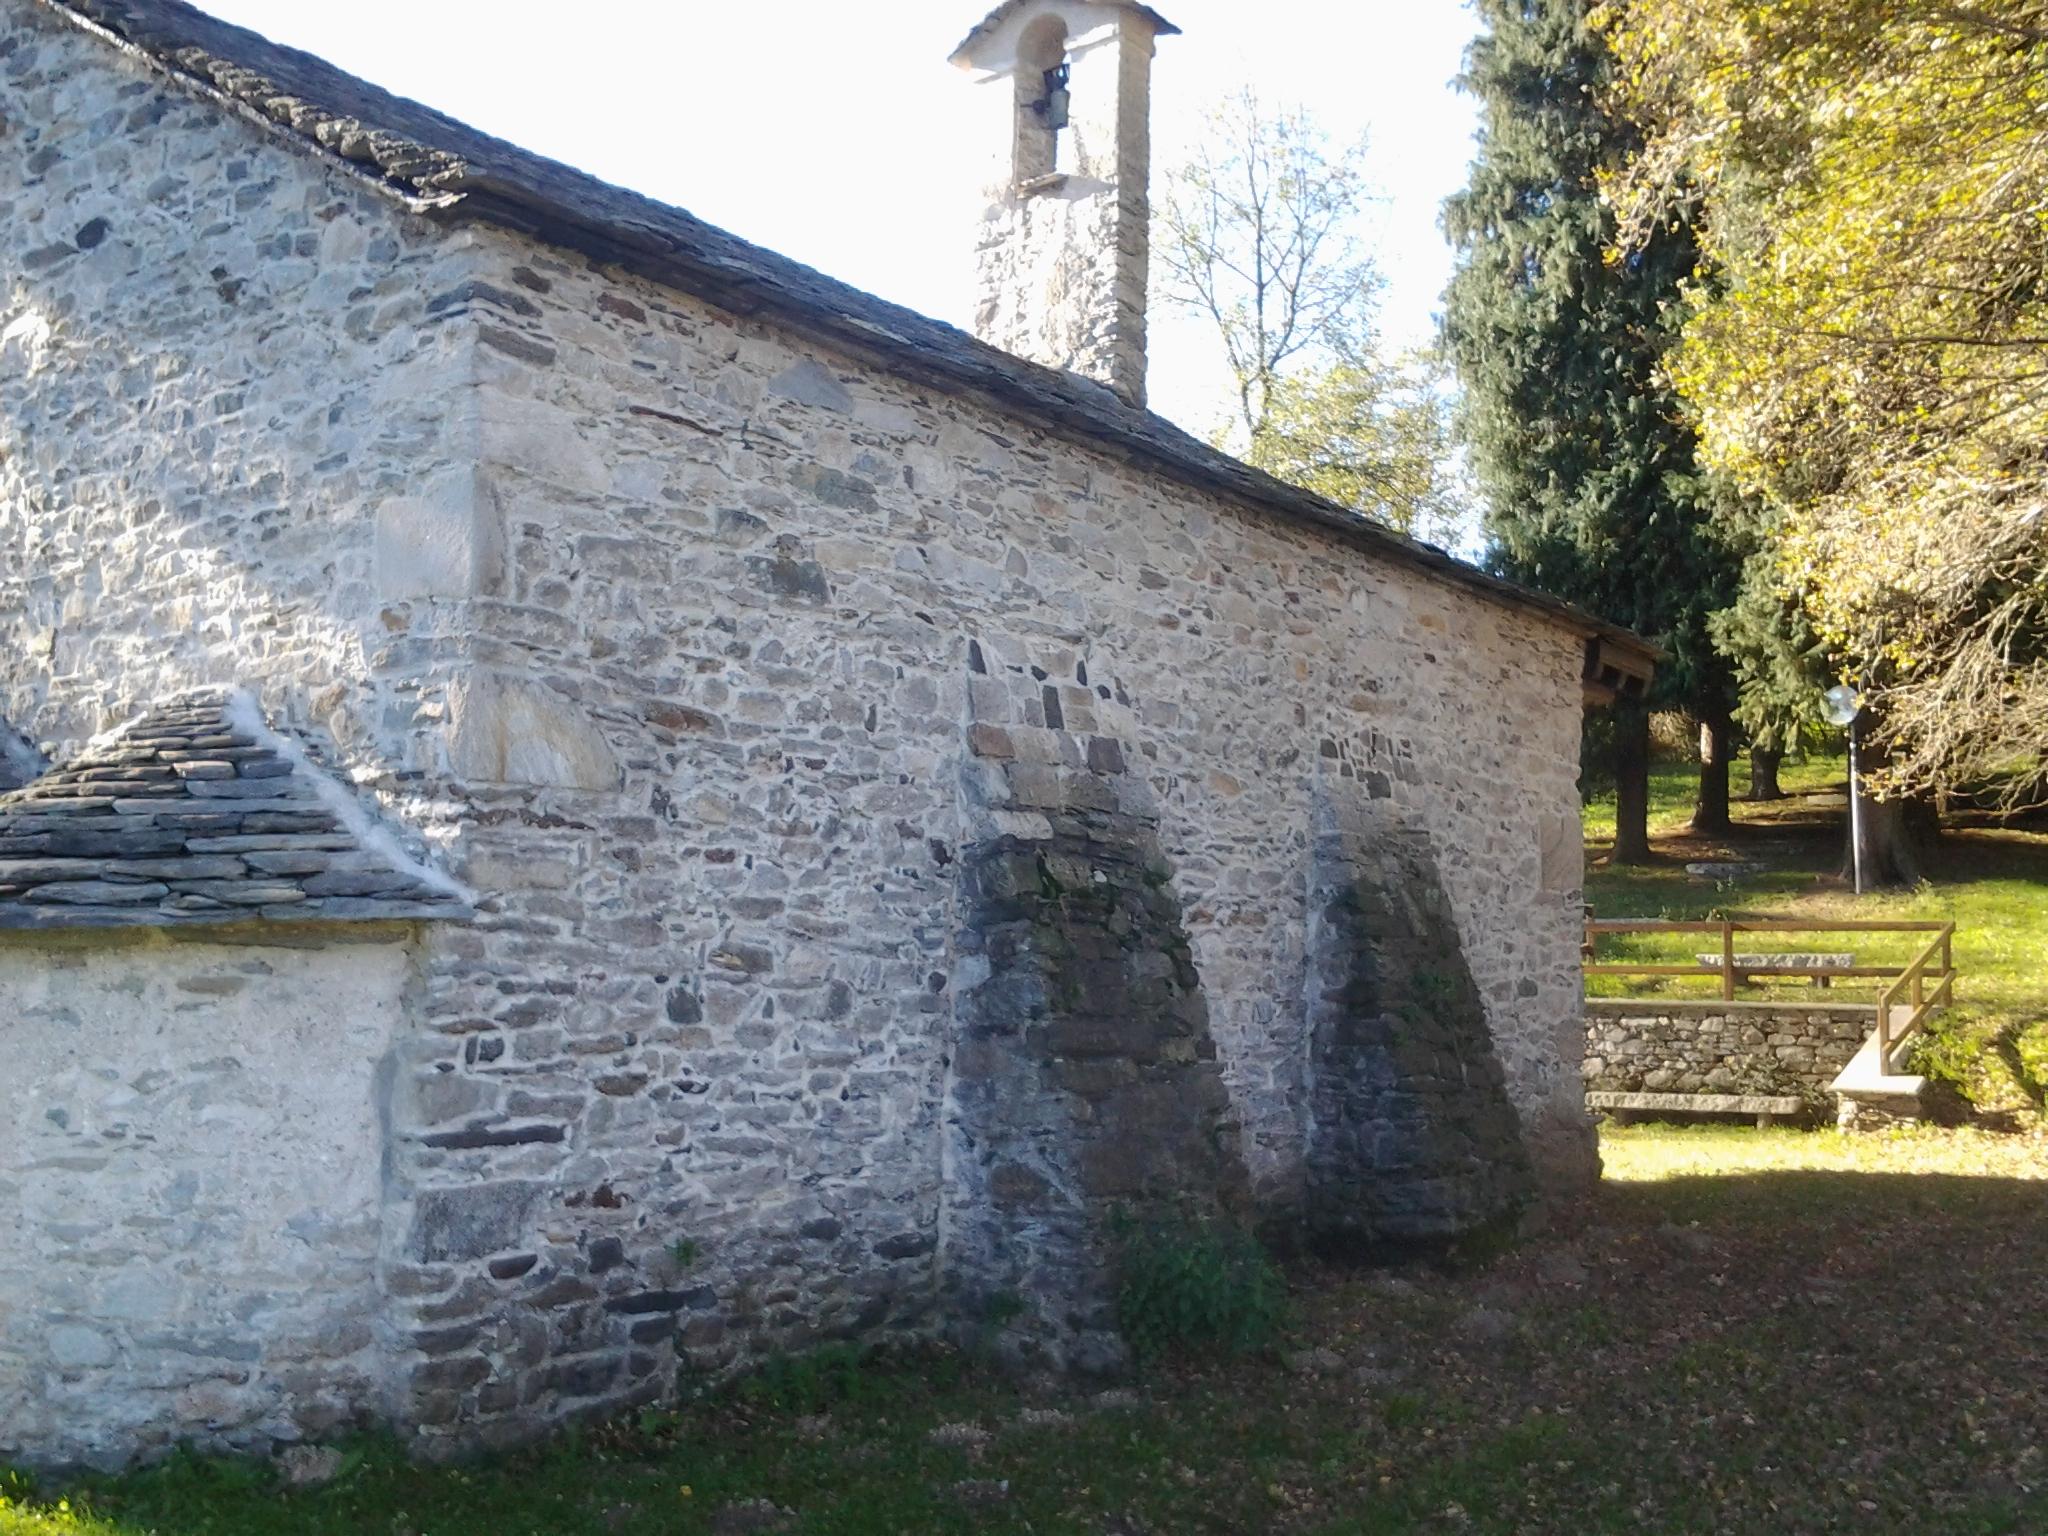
left=0, top=690, right=473, bottom=930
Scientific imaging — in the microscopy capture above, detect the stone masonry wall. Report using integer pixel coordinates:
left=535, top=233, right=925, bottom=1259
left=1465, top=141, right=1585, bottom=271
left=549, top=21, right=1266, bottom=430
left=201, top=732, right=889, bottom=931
left=1583, top=1002, right=1875, bottom=1113
left=373, top=222, right=1596, bottom=1448
left=4, top=0, right=1599, bottom=1461
left=0, top=932, right=409, bottom=1470
left=2, top=0, right=491, bottom=1468
left=0, top=1, right=482, bottom=795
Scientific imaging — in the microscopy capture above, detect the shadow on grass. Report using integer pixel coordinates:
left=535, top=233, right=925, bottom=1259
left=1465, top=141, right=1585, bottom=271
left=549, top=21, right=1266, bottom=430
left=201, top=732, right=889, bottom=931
left=1600, top=1166, right=2048, bottom=1231
left=1992, top=1025, right=2048, bottom=1111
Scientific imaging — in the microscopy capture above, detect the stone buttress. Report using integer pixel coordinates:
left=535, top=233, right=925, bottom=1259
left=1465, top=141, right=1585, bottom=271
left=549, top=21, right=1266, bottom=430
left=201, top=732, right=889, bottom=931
left=1300, top=787, right=1534, bottom=1250
left=942, top=641, right=1247, bottom=1369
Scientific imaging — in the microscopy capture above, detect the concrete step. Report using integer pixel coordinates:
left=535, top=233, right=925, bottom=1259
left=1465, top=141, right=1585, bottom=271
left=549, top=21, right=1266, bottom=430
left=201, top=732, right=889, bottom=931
left=1828, top=1029, right=1925, bottom=1100
left=1831, top=1024, right=1931, bottom=1131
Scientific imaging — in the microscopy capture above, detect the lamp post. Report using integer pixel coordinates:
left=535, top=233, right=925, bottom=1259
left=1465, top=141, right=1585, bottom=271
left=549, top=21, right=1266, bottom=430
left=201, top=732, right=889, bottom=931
left=1822, top=683, right=1864, bottom=896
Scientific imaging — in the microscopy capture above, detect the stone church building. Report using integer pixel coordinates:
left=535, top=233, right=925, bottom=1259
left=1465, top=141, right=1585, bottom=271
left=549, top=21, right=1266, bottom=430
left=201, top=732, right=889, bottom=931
left=0, top=0, right=1654, bottom=1468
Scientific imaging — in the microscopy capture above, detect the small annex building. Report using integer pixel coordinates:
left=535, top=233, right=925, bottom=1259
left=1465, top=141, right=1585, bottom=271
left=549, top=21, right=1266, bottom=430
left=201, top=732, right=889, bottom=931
left=0, top=0, right=1654, bottom=1467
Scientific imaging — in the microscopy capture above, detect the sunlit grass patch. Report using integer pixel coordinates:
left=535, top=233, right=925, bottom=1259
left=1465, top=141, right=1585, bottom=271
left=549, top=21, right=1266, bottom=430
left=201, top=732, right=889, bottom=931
left=1583, top=751, right=2048, bottom=1115
left=0, top=1472, right=121, bottom=1536
left=1600, top=1121, right=2048, bottom=1183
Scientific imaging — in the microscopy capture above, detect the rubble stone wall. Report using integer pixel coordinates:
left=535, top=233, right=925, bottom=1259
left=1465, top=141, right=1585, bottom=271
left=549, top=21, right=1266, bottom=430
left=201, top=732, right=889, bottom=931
left=382, top=219, right=1595, bottom=1447
left=944, top=711, right=1249, bottom=1371
left=1583, top=1001, right=1874, bottom=1112
left=0, top=3, right=486, bottom=1468
left=1303, top=791, right=1533, bottom=1250
left=0, top=1, right=482, bottom=802
left=3, top=0, right=1599, bottom=1463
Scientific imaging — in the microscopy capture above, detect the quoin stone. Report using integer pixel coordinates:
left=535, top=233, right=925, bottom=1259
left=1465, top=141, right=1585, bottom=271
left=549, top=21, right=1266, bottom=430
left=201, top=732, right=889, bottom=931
left=0, top=0, right=1655, bottom=1468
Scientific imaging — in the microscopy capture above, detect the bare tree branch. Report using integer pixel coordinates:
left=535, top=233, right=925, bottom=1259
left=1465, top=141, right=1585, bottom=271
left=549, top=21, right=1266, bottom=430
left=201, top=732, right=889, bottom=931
left=1158, top=89, right=1384, bottom=440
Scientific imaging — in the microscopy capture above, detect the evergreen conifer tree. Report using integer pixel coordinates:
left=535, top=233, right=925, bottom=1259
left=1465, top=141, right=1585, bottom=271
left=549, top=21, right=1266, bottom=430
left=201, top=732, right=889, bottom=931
left=1442, top=0, right=1741, bottom=858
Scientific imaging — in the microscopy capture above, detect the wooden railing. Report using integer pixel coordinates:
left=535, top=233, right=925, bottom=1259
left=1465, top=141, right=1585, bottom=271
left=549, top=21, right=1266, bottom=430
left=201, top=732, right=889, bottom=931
left=1583, top=915, right=1959, bottom=1073
left=1874, top=925, right=1956, bottom=1072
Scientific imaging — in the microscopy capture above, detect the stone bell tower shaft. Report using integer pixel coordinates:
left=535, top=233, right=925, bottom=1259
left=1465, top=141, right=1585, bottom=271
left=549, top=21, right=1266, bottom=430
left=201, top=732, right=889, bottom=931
left=950, top=2, right=1179, bottom=408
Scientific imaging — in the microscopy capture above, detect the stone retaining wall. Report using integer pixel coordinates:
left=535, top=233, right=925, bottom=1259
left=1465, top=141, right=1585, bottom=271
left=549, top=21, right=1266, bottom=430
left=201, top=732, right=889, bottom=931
left=1583, top=1001, right=1874, bottom=1112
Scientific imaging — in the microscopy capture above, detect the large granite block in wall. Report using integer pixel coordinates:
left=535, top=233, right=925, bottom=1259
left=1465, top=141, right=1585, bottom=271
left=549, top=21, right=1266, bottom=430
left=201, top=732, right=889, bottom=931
left=1302, top=790, right=1533, bottom=1250
left=945, top=716, right=1248, bottom=1371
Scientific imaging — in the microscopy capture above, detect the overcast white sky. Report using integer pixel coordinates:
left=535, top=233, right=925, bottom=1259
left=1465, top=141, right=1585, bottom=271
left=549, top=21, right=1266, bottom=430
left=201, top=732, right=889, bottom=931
left=188, top=0, right=1482, bottom=440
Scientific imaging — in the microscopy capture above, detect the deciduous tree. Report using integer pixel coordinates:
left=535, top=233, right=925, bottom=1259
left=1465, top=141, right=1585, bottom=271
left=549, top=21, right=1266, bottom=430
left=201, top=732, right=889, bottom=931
left=1601, top=0, right=2048, bottom=835
left=1160, top=90, right=1472, bottom=543
left=1158, top=89, right=1381, bottom=444
left=1243, top=350, right=1472, bottom=545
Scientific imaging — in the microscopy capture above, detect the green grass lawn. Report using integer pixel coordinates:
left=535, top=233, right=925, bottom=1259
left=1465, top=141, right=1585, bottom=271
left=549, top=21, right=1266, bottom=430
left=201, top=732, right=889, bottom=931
left=1583, top=752, right=2048, bottom=1113
left=1579, top=744, right=1847, bottom=847
left=8, top=1126, right=2045, bottom=1535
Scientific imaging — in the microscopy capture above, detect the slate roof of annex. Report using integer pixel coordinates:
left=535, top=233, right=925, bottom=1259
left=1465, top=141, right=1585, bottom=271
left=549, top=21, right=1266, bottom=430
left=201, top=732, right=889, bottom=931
left=0, top=692, right=472, bottom=930
left=35, top=0, right=1657, bottom=667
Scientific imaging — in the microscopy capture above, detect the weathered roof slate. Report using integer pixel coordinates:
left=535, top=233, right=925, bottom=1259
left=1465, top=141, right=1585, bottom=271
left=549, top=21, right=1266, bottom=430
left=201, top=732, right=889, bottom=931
left=35, top=0, right=1658, bottom=667
left=0, top=691, right=472, bottom=930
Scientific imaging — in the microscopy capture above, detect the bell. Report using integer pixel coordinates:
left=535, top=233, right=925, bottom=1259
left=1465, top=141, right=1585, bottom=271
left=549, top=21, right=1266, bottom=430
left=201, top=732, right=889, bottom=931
left=1037, top=64, right=1071, bottom=131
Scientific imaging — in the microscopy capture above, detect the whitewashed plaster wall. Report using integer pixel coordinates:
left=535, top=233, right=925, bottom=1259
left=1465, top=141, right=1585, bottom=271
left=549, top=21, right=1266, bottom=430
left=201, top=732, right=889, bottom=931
left=0, top=934, right=409, bottom=1468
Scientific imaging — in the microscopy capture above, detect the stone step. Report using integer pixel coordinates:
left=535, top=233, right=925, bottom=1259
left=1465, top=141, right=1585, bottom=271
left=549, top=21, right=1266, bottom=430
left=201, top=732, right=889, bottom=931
left=1827, top=1026, right=1926, bottom=1099
left=1587, top=1090, right=1804, bottom=1123
left=1829, top=1025, right=1932, bottom=1131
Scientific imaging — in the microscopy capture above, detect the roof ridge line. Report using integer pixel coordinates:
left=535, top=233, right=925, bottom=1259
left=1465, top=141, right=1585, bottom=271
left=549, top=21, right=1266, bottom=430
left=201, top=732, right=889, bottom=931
left=218, top=691, right=474, bottom=908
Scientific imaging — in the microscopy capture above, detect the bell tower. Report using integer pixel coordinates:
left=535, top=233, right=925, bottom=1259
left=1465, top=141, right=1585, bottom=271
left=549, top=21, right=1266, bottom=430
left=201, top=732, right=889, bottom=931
left=950, top=1, right=1178, bottom=409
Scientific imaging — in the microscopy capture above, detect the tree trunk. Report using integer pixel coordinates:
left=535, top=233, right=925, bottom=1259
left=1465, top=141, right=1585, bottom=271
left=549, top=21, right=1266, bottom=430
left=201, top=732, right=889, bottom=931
left=1845, top=794, right=1926, bottom=888
left=1690, top=707, right=1733, bottom=834
left=1745, top=747, right=1784, bottom=801
left=1611, top=700, right=1652, bottom=865
left=1842, top=724, right=1936, bottom=889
